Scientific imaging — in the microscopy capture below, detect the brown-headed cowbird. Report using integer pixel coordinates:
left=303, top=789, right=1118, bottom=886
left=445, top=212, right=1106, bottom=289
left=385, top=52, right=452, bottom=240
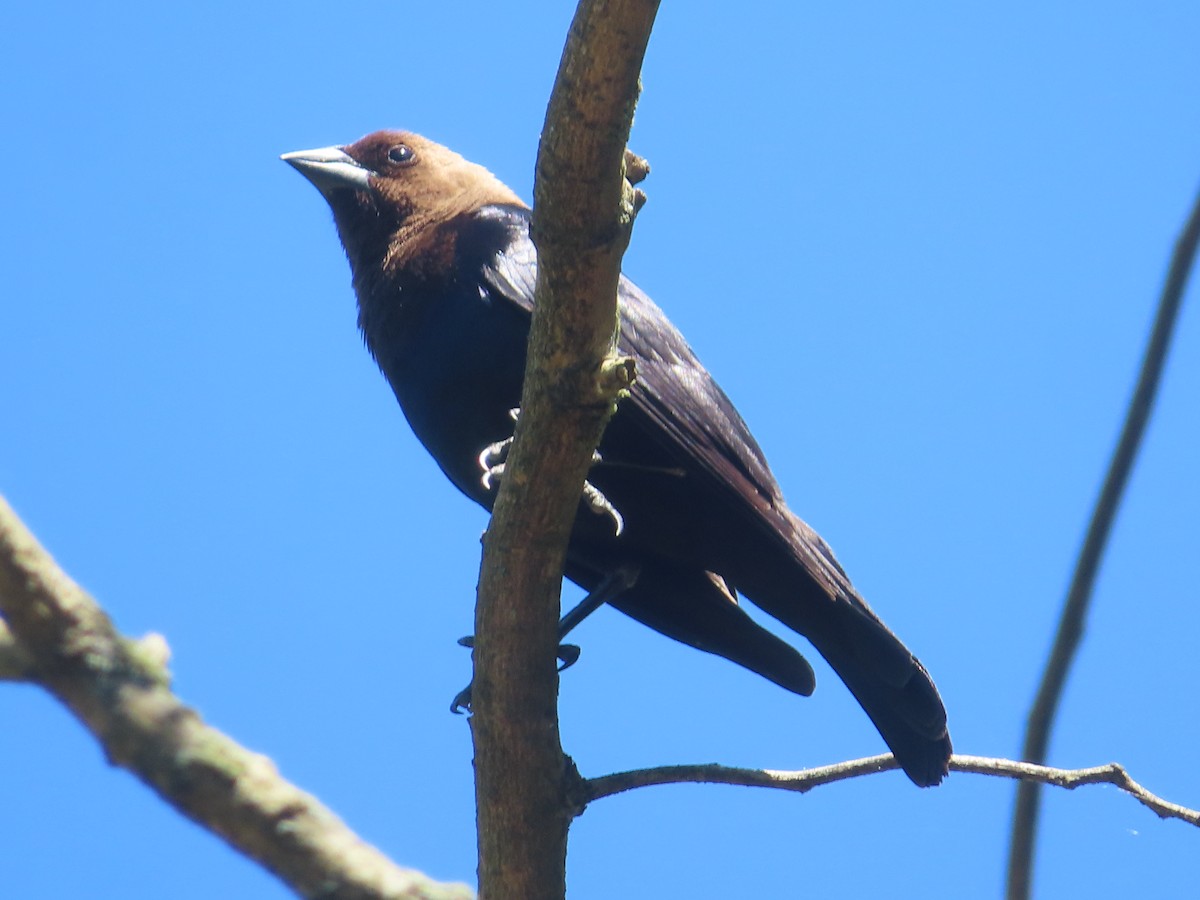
left=283, top=131, right=952, bottom=786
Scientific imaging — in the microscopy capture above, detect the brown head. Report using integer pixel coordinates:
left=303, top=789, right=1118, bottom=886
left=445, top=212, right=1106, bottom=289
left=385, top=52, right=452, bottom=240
left=282, top=130, right=525, bottom=280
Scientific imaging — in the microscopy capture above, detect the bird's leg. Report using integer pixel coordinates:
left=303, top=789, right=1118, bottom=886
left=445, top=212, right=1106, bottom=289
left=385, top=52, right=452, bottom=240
left=450, top=564, right=641, bottom=713
left=557, top=564, right=640, bottom=639
left=477, top=408, right=625, bottom=536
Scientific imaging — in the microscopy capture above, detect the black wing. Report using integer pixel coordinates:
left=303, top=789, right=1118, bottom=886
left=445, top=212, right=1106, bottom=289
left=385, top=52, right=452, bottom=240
left=473, top=205, right=951, bottom=787
left=477, top=204, right=849, bottom=591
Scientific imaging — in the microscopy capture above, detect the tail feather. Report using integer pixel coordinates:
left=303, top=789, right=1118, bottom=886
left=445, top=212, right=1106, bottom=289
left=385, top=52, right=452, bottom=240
left=594, top=563, right=818, bottom=698
left=569, top=557, right=952, bottom=786
left=807, top=593, right=952, bottom=786
left=735, top=512, right=954, bottom=786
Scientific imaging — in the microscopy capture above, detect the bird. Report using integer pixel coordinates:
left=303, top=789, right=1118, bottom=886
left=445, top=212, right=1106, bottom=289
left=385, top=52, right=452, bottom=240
left=282, top=130, right=952, bottom=786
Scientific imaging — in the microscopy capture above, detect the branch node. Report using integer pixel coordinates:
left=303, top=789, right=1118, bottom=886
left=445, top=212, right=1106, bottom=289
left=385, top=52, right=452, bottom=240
left=623, top=148, right=651, bottom=185
left=597, top=355, right=637, bottom=403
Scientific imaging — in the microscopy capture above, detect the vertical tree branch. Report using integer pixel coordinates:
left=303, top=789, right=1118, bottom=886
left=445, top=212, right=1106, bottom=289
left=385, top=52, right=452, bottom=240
left=470, top=2, right=659, bottom=899
left=1006, top=186, right=1200, bottom=899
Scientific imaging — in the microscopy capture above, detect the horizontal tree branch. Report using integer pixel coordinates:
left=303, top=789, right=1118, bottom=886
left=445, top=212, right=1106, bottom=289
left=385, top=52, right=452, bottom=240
left=0, top=495, right=472, bottom=900
left=584, top=753, right=1200, bottom=827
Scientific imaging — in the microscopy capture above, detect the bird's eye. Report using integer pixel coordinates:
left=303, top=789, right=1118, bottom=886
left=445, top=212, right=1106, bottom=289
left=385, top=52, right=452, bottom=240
left=387, top=144, right=416, bottom=165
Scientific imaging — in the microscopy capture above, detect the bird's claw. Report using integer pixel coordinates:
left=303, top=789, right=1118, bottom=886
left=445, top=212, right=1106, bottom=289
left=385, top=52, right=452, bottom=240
left=449, top=637, right=582, bottom=712
left=557, top=644, right=581, bottom=670
left=477, top=409, right=521, bottom=490
left=582, top=478, right=624, bottom=536
left=476, top=411, right=625, bottom=537
left=478, top=438, right=512, bottom=491
left=451, top=635, right=475, bottom=713
left=450, top=685, right=473, bottom=714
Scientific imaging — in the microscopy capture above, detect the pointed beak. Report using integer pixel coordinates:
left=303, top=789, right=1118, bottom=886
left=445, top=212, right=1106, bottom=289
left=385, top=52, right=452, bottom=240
left=281, top=145, right=372, bottom=195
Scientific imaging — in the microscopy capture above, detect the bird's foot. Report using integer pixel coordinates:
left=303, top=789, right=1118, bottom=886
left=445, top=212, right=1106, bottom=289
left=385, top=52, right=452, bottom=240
left=449, top=636, right=582, bottom=714
left=556, top=644, right=582, bottom=669
left=581, top=476, right=624, bottom=536
left=477, top=408, right=521, bottom=490
left=476, top=409, right=624, bottom=536
left=450, top=683, right=474, bottom=715
left=477, top=419, right=516, bottom=490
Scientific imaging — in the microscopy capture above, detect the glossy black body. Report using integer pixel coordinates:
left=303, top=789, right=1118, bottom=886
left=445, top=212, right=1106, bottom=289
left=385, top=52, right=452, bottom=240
left=289, top=134, right=952, bottom=785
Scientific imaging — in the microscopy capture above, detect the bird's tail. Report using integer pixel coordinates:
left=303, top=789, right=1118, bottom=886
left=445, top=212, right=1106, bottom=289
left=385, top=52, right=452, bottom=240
left=806, top=593, right=952, bottom=786
left=744, top=511, right=952, bottom=786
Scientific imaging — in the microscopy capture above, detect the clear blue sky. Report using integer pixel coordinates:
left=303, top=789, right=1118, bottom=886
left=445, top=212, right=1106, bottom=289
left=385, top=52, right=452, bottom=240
left=3, top=3, right=1198, bottom=897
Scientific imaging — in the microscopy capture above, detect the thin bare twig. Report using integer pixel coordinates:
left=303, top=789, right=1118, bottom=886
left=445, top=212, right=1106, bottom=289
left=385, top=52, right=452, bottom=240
left=584, top=754, right=1200, bottom=827
left=1007, top=186, right=1200, bottom=899
left=0, top=495, right=472, bottom=900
